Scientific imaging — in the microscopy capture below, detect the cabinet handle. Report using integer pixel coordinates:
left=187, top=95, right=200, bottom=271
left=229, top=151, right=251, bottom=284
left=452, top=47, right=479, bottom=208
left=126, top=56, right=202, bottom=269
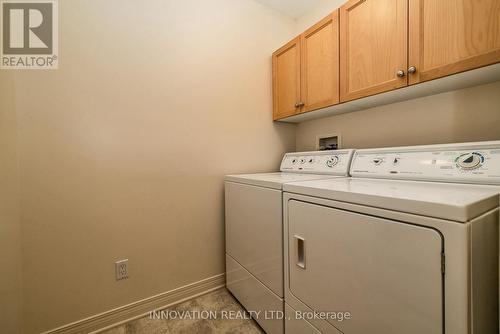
left=294, top=235, right=306, bottom=269
left=408, top=66, right=417, bottom=74
left=295, top=102, right=305, bottom=108
left=396, top=70, right=406, bottom=78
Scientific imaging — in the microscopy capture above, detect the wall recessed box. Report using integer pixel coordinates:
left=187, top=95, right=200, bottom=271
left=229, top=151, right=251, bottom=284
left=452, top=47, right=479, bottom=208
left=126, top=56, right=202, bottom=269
left=317, top=134, right=341, bottom=151
left=272, top=0, right=500, bottom=123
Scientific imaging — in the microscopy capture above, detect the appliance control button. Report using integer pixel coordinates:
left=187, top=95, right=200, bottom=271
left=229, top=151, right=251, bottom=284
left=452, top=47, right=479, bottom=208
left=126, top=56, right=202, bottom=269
left=326, top=156, right=339, bottom=168
left=455, top=152, right=484, bottom=170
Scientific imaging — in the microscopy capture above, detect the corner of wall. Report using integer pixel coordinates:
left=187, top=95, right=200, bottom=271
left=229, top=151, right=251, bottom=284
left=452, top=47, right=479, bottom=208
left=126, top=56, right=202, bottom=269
left=0, top=71, right=24, bottom=333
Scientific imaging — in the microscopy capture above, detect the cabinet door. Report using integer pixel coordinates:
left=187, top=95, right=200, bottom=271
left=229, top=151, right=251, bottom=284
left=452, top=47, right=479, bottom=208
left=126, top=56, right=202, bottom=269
left=300, top=11, right=340, bottom=113
left=273, top=37, right=301, bottom=120
left=340, top=0, right=408, bottom=102
left=409, top=0, right=500, bottom=84
left=288, top=200, right=444, bottom=334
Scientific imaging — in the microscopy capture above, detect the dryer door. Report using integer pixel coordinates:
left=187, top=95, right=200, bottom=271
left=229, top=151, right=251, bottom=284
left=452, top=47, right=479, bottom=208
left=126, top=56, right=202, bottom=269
left=288, top=200, right=444, bottom=334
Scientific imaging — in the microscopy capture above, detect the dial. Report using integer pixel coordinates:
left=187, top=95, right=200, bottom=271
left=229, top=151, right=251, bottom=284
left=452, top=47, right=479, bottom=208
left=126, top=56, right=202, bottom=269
left=308, top=157, right=315, bottom=164
left=455, top=152, right=484, bottom=170
left=299, top=158, right=306, bottom=164
left=326, top=156, right=339, bottom=168
left=372, top=158, right=384, bottom=166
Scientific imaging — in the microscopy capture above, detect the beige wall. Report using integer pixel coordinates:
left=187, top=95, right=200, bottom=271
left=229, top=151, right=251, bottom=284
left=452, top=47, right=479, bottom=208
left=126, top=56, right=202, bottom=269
left=295, top=0, right=345, bottom=33
left=11, top=0, right=295, bottom=332
left=0, top=73, right=23, bottom=332
left=297, top=81, right=500, bottom=150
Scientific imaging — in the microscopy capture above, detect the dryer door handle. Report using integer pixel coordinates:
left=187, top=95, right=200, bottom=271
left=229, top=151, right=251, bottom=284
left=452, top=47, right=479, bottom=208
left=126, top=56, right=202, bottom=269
left=294, top=235, right=306, bottom=269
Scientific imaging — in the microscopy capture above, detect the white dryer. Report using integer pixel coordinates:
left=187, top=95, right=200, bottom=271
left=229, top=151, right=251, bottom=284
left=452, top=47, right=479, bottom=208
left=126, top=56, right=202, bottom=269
left=225, top=150, right=354, bottom=334
left=282, top=141, right=500, bottom=334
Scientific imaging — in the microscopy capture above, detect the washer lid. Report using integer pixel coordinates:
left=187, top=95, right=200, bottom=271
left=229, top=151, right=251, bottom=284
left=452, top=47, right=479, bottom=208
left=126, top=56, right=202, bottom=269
left=283, top=178, right=500, bottom=222
left=225, top=173, right=346, bottom=190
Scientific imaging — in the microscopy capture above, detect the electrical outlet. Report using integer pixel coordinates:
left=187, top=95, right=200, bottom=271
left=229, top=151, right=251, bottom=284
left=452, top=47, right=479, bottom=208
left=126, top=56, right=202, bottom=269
left=115, top=259, right=129, bottom=281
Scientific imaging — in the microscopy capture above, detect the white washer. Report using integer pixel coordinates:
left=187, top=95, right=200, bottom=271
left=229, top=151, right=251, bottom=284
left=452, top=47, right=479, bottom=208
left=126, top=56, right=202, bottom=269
left=225, top=150, right=354, bottom=334
left=282, top=141, right=500, bottom=334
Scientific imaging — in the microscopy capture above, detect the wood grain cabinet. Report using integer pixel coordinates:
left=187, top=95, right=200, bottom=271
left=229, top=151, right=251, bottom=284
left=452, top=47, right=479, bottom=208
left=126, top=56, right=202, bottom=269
left=272, top=0, right=500, bottom=120
left=300, top=11, right=340, bottom=113
left=340, top=0, right=408, bottom=103
left=273, top=12, right=340, bottom=120
left=272, top=37, right=301, bottom=120
left=408, top=0, right=500, bottom=85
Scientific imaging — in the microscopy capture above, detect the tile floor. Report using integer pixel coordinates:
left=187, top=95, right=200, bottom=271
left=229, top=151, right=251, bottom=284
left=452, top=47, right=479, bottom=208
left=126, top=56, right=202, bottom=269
left=100, top=289, right=264, bottom=334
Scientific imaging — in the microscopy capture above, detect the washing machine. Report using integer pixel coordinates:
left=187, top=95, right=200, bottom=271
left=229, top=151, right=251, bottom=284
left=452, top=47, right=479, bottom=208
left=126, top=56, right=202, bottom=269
left=225, top=149, right=354, bottom=334
left=282, top=141, right=500, bottom=334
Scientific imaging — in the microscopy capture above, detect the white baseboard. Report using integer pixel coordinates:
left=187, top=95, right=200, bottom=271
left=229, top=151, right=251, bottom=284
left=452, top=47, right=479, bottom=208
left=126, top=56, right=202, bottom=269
left=42, top=273, right=226, bottom=334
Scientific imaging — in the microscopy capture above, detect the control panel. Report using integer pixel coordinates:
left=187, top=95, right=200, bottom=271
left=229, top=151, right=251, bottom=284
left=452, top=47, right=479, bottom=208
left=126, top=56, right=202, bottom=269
left=350, top=141, right=500, bottom=184
left=280, top=150, right=354, bottom=175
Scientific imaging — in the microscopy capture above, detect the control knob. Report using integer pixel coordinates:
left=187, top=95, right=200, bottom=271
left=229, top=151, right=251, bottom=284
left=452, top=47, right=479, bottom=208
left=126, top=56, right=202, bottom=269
left=326, top=156, right=339, bottom=168
left=455, top=152, right=484, bottom=170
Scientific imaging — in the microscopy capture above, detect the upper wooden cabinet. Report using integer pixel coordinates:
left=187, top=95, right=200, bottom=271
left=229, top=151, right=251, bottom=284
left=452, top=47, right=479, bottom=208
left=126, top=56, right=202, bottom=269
left=272, top=0, right=500, bottom=120
left=301, top=11, right=340, bottom=113
left=340, top=0, right=408, bottom=103
left=273, top=12, right=340, bottom=120
left=272, top=37, right=301, bottom=120
left=408, top=0, right=500, bottom=85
